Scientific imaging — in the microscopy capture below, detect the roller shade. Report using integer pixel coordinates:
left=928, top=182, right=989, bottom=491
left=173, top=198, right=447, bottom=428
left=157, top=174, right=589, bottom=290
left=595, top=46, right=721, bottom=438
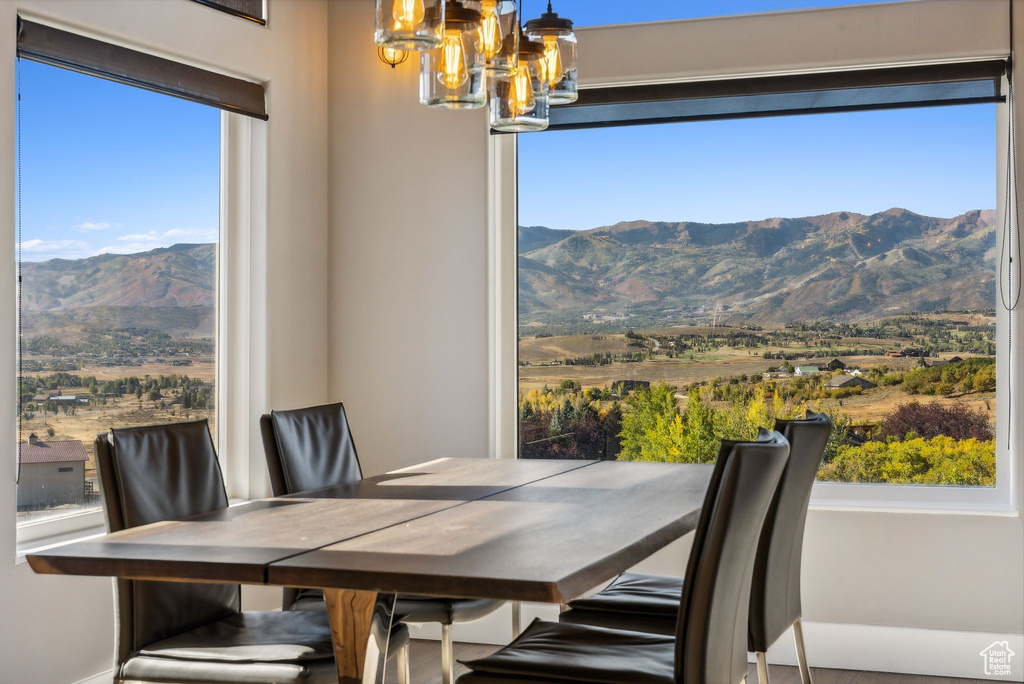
left=191, top=0, right=266, bottom=25
left=16, top=18, right=268, bottom=120
left=533, top=60, right=1005, bottom=133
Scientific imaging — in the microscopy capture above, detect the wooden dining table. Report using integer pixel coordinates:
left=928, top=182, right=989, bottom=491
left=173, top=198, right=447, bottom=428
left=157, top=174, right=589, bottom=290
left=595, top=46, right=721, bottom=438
left=28, top=457, right=713, bottom=684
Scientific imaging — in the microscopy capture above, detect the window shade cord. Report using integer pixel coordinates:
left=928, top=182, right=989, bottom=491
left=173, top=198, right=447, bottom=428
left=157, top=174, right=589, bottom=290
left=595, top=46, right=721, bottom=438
left=16, top=56, right=23, bottom=485
left=1000, top=0, right=1020, bottom=448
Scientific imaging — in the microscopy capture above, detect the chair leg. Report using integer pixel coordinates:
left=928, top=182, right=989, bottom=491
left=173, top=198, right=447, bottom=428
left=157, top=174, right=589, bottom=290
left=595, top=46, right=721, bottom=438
left=511, top=600, right=522, bottom=638
left=793, top=618, right=813, bottom=684
left=755, top=651, right=770, bottom=684
left=396, top=644, right=410, bottom=684
left=441, top=623, right=454, bottom=684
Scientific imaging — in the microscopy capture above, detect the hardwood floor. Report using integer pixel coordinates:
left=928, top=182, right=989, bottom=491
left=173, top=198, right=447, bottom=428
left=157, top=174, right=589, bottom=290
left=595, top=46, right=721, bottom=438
left=385, top=639, right=993, bottom=684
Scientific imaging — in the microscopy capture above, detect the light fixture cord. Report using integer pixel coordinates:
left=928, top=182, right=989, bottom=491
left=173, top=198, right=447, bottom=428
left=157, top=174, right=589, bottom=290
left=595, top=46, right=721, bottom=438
left=1000, top=0, right=1021, bottom=448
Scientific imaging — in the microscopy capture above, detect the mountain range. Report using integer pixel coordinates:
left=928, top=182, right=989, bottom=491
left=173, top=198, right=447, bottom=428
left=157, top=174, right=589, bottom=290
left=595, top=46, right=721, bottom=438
left=20, top=243, right=215, bottom=338
left=16, top=208, right=998, bottom=337
left=519, top=208, right=996, bottom=325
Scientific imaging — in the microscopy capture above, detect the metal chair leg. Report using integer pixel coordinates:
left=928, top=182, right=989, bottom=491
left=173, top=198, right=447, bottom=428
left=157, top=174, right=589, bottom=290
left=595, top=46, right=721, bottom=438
left=755, top=651, right=770, bottom=684
left=396, top=643, right=410, bottom=684
left=793, top=618, right=813, bottom=684
left=441, top=623, right=454, bottom=684
left=511, top=600, right=522, bottom=638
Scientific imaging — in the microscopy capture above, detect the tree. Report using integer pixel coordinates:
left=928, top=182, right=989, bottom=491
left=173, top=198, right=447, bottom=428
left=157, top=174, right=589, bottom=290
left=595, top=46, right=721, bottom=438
left=875, top=401, right=992, bottom=442
left=818, top=436, right=994, bottom=486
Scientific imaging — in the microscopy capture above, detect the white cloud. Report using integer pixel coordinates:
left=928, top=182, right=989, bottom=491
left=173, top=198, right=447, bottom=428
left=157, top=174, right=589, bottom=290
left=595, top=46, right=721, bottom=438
left=117, top=231, right=159, bottom=242
left=95, top=227, right=217, bottom=256
left=70, top=221, right=114, bottom=233
left=163, top=227, right=218, bottom=242
left=18, top=239, right=94, bottom=261
left=96, top=242, right=164, bottom=255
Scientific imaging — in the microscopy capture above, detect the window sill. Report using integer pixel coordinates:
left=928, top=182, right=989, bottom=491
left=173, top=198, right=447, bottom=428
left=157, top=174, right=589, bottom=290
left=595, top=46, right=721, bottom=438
left=15, top=507, right=104, bottom=550
left=808, top=481, right=1018, bottom=516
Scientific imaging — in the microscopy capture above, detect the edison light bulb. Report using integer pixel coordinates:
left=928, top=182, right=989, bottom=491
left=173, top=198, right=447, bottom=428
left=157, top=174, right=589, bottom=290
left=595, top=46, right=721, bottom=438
left=393, top=0, right=426, bottom=30
left=508, top=63, right=536, bottom=117
left=540, top=36, right=563, bottom=87
left=479, top=0, right=503, bottom=61
left=438, top=29, right=469, bottom=89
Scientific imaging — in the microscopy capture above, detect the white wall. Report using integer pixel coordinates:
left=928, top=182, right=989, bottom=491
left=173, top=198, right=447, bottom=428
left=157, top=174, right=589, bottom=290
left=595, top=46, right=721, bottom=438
left=327, top=0, right=490, bottom=477
left=326, top=0, right=1024, bottom=669
left=0, top=1, right=330, bottom=682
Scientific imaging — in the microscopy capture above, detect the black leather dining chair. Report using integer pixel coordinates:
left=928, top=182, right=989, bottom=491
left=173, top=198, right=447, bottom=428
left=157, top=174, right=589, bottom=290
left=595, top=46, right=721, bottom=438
left=260, top=401, right=509, bottom=684
left=455, top=429, right=791, bottom=684
left=559, top=411, right=832, bottom=684
left=94, top=419, right=410, bottom=684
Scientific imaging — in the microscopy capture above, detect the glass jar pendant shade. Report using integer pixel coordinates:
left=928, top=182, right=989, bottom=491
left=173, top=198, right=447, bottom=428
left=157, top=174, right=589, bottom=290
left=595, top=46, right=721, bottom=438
left=375, top=0, right=445, bottom=50
left=524, top=2, right=577, bottom=105
left=489, top=34, right=549, bottom=132
left=420, top=2, right=486, bottom=109
left=478, top=0, right=519, bottom=75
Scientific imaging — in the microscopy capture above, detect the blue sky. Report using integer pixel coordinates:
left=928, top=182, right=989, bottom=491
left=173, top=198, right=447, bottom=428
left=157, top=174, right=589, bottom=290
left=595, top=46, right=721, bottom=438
left=519, top=104, right=997, bottom=231
left=520, top=0, right=996, bottom=231
left=532, top=0, right=904, bottom=26
left=17, top=0, right=994, bottom=256
left=17, top=59, right=219, bottom=262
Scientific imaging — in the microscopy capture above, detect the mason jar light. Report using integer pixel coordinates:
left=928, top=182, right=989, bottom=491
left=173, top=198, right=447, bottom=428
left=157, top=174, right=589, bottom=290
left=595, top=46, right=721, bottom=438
left=524, top=2, right=577, bottom=105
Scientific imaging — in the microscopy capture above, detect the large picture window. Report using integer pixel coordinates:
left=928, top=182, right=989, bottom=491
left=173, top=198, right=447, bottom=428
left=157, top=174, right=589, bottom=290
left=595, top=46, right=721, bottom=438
left=16, top=60, right=221, bottom=524
left=516, top=103, right=998, bottom=487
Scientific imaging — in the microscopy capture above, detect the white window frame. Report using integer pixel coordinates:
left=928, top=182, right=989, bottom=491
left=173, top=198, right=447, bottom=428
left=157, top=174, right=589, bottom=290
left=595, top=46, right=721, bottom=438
left=14, top=106, right=261, bottom=553
left=488, top=2, right=1021, bottom=515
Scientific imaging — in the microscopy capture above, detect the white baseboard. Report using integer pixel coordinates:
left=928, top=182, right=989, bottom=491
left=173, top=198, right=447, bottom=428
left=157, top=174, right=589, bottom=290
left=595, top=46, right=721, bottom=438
left=758, top=622, right=1023, bottom=682
left=408, top=603, right=1024, bottom=682
left=73, top=669, right=112, bottom=684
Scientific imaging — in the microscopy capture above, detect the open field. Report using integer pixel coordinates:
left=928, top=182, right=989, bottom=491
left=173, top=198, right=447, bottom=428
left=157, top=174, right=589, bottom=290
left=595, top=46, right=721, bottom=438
left=518, top=317, right=997, bottom=428
left=832, top=385, right=995, bottom=424
left=17, top=359, right=216, bottom=524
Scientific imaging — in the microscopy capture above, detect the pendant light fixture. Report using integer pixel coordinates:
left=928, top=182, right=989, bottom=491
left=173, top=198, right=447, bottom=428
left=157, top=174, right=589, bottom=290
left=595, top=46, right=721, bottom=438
left=478, top=0, right=519, bottom=75
left=378, top=45, right=410, bottom=68
left=373, top=0, right=577, bottom=132
left=420, top=1, right=487, bottom=109
left=375, top=0, right=446, bottom=50
left=488, top=31, right=549, bottom=132
left=524, top=1, right=577, bottom=105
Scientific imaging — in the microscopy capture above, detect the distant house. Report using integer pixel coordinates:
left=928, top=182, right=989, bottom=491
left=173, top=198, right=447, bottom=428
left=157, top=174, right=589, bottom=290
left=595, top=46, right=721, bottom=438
left=794, top=365, right=820, bottom=376
left=948, top=356, right=964, bottom=363
left=824, top=359, right=847, bottom=371
left=32, top=392, right=53, bottom=404
left=826, top=374, right=876, bottom=390
left=885, top=349, right=904, bottom=358
left=17, top=434, right=88, bottom=510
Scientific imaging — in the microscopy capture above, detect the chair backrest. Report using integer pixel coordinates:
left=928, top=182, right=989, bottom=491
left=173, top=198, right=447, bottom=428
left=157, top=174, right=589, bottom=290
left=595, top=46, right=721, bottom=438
left=675, top=429, right=790, bottom=684
left=260, top=402, right=363, bottom=496
left=95, top=420, right=239, bottom=663
left=748, top=411, right=832, bottom=652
